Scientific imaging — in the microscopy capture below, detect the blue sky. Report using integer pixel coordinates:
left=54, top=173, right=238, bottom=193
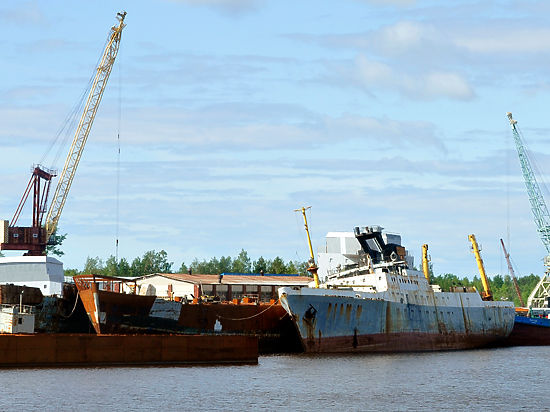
left=1, top=0, right=550, bottom=278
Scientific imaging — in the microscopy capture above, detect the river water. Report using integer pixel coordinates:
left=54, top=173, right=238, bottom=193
left=1, top=346, right=547, bottom=411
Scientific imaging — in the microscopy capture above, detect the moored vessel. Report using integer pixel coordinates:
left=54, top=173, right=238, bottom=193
left=73, top=274, right=156, bottom=334
left=279, top=225, right=515, bottom=353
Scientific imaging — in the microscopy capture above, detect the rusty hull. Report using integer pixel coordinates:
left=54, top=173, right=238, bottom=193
left=504, top=316, right=550, bottom=346
left=280, top=288, right=514, bottom=353
left=74, top=275, right=155, bottom=334
left=0, top=284, right=43, bottom=305
left=177, top=301, right=302, bottom=353
left=0, top=334, right=258, bottom=367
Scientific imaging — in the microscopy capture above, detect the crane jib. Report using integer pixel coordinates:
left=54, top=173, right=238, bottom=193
left=45, top=12, right=126, bottom=241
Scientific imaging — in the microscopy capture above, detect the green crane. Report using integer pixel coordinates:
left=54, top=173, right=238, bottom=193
left=507, top=112, right=550, bottom=308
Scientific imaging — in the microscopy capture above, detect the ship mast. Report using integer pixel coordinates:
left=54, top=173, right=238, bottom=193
left=294, top=206, right=320, bottom=288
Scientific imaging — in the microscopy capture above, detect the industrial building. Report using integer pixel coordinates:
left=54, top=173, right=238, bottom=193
left=135, top=272, right=312, bottom=302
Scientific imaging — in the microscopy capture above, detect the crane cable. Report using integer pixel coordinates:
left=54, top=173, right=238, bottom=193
left=40, top=34, right=110, bottom=170
left=115, top=57, right=122, bottom=274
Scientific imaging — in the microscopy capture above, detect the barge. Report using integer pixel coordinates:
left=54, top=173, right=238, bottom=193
left=0, top=333, right=258, bottom=367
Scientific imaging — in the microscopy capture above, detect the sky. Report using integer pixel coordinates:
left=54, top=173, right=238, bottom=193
left=1, top=0, right=550, bottom=279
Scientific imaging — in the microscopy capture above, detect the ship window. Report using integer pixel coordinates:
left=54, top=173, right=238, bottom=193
left=13, top=233, right=19, bottom=238
left=18, top=318, right=22, bottom=325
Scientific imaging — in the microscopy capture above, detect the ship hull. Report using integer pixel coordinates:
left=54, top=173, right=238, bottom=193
left=78, top=288, right=156, bottom=334
left=176, top=302, right=302, bottom=353
left=280, top=292, right=515, bottom=353
left=504, top=315, right=550, bottom=346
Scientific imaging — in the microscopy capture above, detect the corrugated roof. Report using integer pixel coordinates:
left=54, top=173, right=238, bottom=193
left=138, top=273, right=311, bottom=286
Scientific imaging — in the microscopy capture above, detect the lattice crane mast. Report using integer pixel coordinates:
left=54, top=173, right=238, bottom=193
left=0, top=11, right=126, bottom=256
left=507, top=112, right=550, bottom=308
left=45, top=11, right=126, bottom=241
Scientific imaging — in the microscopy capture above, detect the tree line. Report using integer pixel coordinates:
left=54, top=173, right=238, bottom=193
left=64, top=249, right=310, bottom=278
left=430, top=273, right=540, bottom=307
left=62, top=249, right=542, bottom=305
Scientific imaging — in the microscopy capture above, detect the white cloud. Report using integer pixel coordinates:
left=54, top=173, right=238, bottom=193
left=168, top=0, right=266, bottom=15
left=351, top=55, right=474, bottom=100
left=0, top=2, right=46, bottom=26
left=454, top=28, right=550, bottom=53
left=354, top=0, right=416, bottom=6
left=372, top=21, right=429, bottom=52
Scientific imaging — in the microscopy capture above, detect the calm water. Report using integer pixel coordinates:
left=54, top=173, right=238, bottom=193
left=1, top=346, right=547, bottom=411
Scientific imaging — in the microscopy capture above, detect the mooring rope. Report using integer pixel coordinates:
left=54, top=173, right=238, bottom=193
left=60, top=291, right=80, bottom=319
left=216, top=299, right=280, bottom=321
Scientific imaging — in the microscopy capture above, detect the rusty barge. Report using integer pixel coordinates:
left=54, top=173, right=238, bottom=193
left=0, top=334, right=257, bottom=367
left=279, top=226, right=515, bottom=353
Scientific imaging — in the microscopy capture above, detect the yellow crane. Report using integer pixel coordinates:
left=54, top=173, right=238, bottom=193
left=468, top=234, right=493, bottom=301
left=421, top=244, right=430, bottom=282
left=294, top=206, right=320, bottom=288
left=0, top=11, right=126, bottom=255
left=45, top=11, right=127, bottom=241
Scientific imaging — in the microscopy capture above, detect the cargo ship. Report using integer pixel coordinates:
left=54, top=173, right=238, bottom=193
left=279, top=226, right=515, bottom=353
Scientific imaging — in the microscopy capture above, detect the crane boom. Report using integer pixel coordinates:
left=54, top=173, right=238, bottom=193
left=421, top=244, right=430, bottom=282
left=294, top=206, right=320, bottom=288
left=45, top=11, right=126, bottom=241
left=507, top=112, right=550, bottom=309
left=507, top=113, right=550, bottom=259
left=499, top=238, right=525, bottom=307
left=468, top=234, right=493, bottom=301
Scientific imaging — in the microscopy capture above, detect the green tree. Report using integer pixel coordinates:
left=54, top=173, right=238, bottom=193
left=64, top=267, right=81, bottom=277
left=268, top=256, right=287, bottom=274
left=218, top=256, right=232, bottom=273
left=130, top=256, right=143, bottom=277
left=295, top=260, right=310, bottom=277
left=252, top=256, right=268, bottom=273
left=231, top=249, right=251, bottom=273
left=286, top=260, right=298, bottom=274
left=118, top=257, right=131, bottom=277
left=104, top=256, right=119, bottom=277
left=83, top=256, right=104, bottom=274
left=130, top=250, right=173, bottom=277
left=178, top=261, right=188, bottom=273
left=190, top=258, right=213, bottom=274
left=46, top=230, right=67, bottom=257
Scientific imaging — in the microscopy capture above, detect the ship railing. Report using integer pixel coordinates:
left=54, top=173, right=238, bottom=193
left=73, top=274, right=139, bottom=294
